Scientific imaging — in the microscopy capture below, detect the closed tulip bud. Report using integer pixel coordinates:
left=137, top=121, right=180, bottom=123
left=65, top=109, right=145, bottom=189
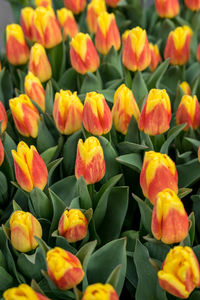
left=3, top=284, right=50, bottom=300
left=95, top=12, right=121, bottom=55
left=122, top=26, right=151, bottom=72
left=176, top=95, right=200, bottom=130
left=164, top=26, right=193, bottom=66
left=86, top=0, right=106, bottom=33
left=47, top=247, right=84, bottom=290
left=0, top=101, right=8, bottom=133
left=158, top=246, right=200, bottom=298
left=20, top=7, right=35, bottom=41
left=6, top=24, right=29, bottom=66
left=70, top=33, right=100, bottom=74
left=57, top=8, right=78, bottom=39
left=75, top=137, right=106, bottom=184
left=149, top=43, right=162, bottom=72
left=64, top=0, right=86, bottom=14
left=140, top=151, right=178, bottom=205
left=25, top=72, right=45, bottom=112
left=0, top=139, right=4, bottom=167
left=197, top=43, right=200, bottom=62
left=58, top=209, right=87, bottom=242
left=112, top=84, right=140, bottom=134
left=9, top=94, right=40, bottom=138
left=10, top=211, right=42, bottom=252
left=82, top=283, right=119, bottom=300
left=152, top=189, right=189, bottom=244
left=35, top=0, right=52, bottom=7
left=155, top=0, right=180, bottom=18
left=122, top=30, right=130, bottom=45
left=53, top=90, right=83, bottom=135
left=139, top=89, right=172, bottom=136
left=180, top=81, right=192, bottom=95
left=184, top=0, right=200, bottom=11
left=83, top=92, right=112, bottom=135
left=29, top=43, right=52, bottom=82
left=105, top=0, right=121, bottom=7
left=11, top=141, right=48, bottom=192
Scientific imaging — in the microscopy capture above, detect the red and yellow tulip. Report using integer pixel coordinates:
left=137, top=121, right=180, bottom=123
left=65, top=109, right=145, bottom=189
left=155, top=0, right=180, bottom=18
left=20, top=7, right=35, bottom=41
left=35, top=0, right=52, bottom=7
left=0, top=101, right=8, bottom=133
left=57, top=8, right=78, bottom=39
left=3, top=284, right=50, bottom=300
left=64, top=0, right=86, bottom=14
left=184, top=0, right=200, bottom=11
left=0, top=139, right=4, bottom=167
left=82, top=283, right=119, bottom=300
left=86, top=0, right=106, bottom=33
left=180, top=81, right=192, bottom=95
left=149, top=43, right=162, bottom=72
left=105, top=0, right=121, bottom=7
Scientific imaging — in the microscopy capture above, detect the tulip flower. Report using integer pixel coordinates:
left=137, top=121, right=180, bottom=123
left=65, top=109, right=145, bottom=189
left=180, top=81, right=192, bottom=95
left=57, top=8, right=78, bottom=39
left=149, top=43, right=162, bottom=72
left=139, top=89, right=172, bottom=136
left=9, top=94, right=40, bottom=138
left=70, top=33, right=100, bottom=74
left=64, top=0, right=86, bottom=14
left=53, top=90, right=83, bottom=135
left=95, top=12, right=121, bottom=55
left=82, top=283, right=119, bottom=300
left=197, top=43, right=200, bottom=62
left=3, top=284, right=50, bottom=300
left=9, top=211, right=42, bottom=252
left=0, top=101, right=8, bottom=133
left=122, top=26, right=151, bottom=72
left=29, top=43, right=52, bottom=82
left=35, top=0, right=52, bottom=7
left=184, top=0, right=200, bottom=11
left=11, top=141, right=48, bottom=192
left=152, top=189, right=189, bottom=244
left=155, top=0, right=180, bottom=18
left=25, top=72, right=46, bottom=112
left=58, top=209, right=88, bottom=242
left=112, top=84, right=140, bottom=135
left=47, top=247, right=84, bottom=290
left=158, top=246, right=200, bottom=298
left=105, top=0, right=121, bottom=7
left=20, top=7, right=35, bottom=41
left=6, top=24, right=29, bottom=66
left=122, top=30, right=130, bottom=45
left=140, top=151, right=178, bottom=205
left=164, top=25, right=193, bottom=66
left=175, top=95, right=200, bottom=130
left=0, top=139, right=4, bottom=167
left=75, top=136, right=106, bottom=184
left=83, top=91, right=112, bottom=135
left=86, top=0, right=106, bottom=33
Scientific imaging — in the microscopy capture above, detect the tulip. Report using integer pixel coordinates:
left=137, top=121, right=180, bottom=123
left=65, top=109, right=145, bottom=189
left=53, top=89, right=83, bottom=135
left=0, top=139, right=4, bottom=167
left=46, top=247, right=84, bottom=290
left=35, top=0, right=52, bottom=7
left=70, top=33, right=100, bottom=74
left=158, top=246, right=200, bottom=298
left=122, top=29, right=130, bottom=45
left=122, top=26, right=151, bottom=72
left=155, top=0, right=180, bottom=18
left=83, top=91, right=112, bottom=135
left=9, top=94, right=40, bottom=138
left=20, top=7, right=35, bottom=41
left=175, top=95, right=200, bottom=130
left=140, top=151, right=178, bottom=205
left=9, top=211, right=42, bottom=252
left=152, top=189, right=189, bottom=244
left=6, top=24, right=29, bottom=66
left=184, top=0, right=200, bottom=11
left=197, top=43, right=200, bottom=62
left=57, top=8, right=78, bottom=39
left=86, top=0, right=106, bottom=33
left=0, top=101, right=8, bottom=133
left=64, top=0, right=86, bottom=14
left=3, top=284, right=50, bottom=300
left=25, top=72, right=46, bottom=112
left=105, top=0, right=121, bottom=7
left=29, top=43, right=52, bottom=82
left=164, top=25, right=193, bottom=66
left=95, top=12, right=121, bottom=55
left=180, top=81, right=192, bottom=95
left=11, top=141, right=48, bottom=192
left=112, top=84, right=140, bottom=135
left=75, top=136, right=106, bottom=184
left=139, top=89, right=172, bottom=136
left=82, top=283, right=119, bottom=300
left=149, top=43, right=162, bottom=72
left=58, top=209, right=88, bottom=242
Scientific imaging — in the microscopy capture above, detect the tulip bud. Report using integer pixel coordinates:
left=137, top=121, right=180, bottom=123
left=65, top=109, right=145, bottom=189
left=155, top=0, right=180, bottom=18
left=184, top=0, right=200, bottom=11
left=29, top=43, right=52, bottom=83
left=53, top=90, right=83, bottom=135
left=140, top=151, right=178, bottom=205
left=112, top=84, right=140, bottom=134
left=9, top=211, right=42, bottom=252
left=197, top=43, right=200, bottom=62
left=122, top=29, right=130, bottom=46
left=3, top=284, right=50, bottom=300
left=57, top=8, right=78, bottom=39
left=9, top=94, right=40, bottom=138
left=0, top=139, right=4, bottom=167
left=47, top=247, right=84, bottom=290
left=20, top=7, right=35, bottom=41
left=149, top=43, right=162, bottom=72
left=175, top=95, right=200, bottom=130
left=82, top=283, right=119, bottom=300
left=86, top=0, right=106, bottom=33
left=75, top=137, right=106, bottom=184
left=139, top=89, right=172, bottom=136
left=64, top=0, right=86, bottom=14
left=11, top=141, right=48, bottom=192
left=58, top=209, right=87, bottom=242
left=6, top=24, right=29, bottom=66
left=25, top=72, right=46, bottom=112
left=158, top=246, right=200, bottom=298
left=105, top=0, right=121, bottom=7
left=0, top=101, right=8, bottom=133
left=164, top=25, right=193, bottom=66
left=35, top=0, right=52, bottom=7
left=152, top=189, right=189, bottom=244
left=70, top=33, right=100, bottom=74
left=83, top=92, right=112, bottom=135
left=122, top=26, right=151, bottom=72
left=180, top=81, right=192, bottom=95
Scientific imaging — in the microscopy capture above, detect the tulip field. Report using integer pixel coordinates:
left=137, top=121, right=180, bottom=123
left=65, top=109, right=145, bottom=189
left=1, top=0, right=200, bottom=299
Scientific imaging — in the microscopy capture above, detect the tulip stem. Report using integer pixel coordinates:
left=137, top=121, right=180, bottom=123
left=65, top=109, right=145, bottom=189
left=88, top=184, right=95, bottom=201
left=180, top=65, right=185, bottom=81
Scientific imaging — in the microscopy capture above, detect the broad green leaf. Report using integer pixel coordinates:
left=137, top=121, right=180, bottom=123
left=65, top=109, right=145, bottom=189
left=116, top=153, right=142, bottom=173
left=0, top=267, right=14, bottom=290
left=80, top=72, right=102, bottom=94
left=132, top=71, right=148, bottom=103
left=147, top=60, right=169, bottom=89
left=58, top=68, right=77, bottom=91
left=106, top=265, right=121, bottom=290
left=30, top=188, right=53, bottom=220
left=45, top=81, right=54, bottom=114
left=178, top=188, right=192, bottom=199
left=41, top=146, right=58, bottom=165
left=118, top=142, right=148, bottom=154
left=160, top=124, right=186, bottom=154
left=50, top=176, right=78, bottom=205
left=133, top=193, right=152, bottom=234
left=77, top=176, right=92, bottom=210
left=177, top=159, right=200, bottom=187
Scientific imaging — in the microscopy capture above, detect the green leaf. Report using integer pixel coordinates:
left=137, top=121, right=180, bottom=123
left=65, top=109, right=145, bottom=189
left=40, top=146, right=58, bottom=165
left=106, top=264, right=121, bottom=290
left=160, top=124, right=186, bottom=154
left=125, top=116, right=140, bottom=144
left=45, top=81, right=54, bottom=114
left=116, top=153, right=142, bottom=173
left=186, top=62, right=200, bottom=84
left=0, top=267, right=14, bottom=291
left=184, top=137, right=200, bottom=151
left=132, top=71, right=148, bottom=103
left=118, top=142, right=148, bottom=154
left=80, top=72, right=102, bottom=94
left=0, top=172, right=8, bottom=206
left=47, top=158, right=63, bottom=186
left=29, top=188, right=53, bottom=220
left=147, top=60, right=169, bottom=89
left=17, top=69, right=25, bottom=92
left=189, top=291, right=200, bottom=300
left=100, top=63, right=122, bottom=84
left=133, top=193, right=152, bottom=234
left=50, top=176, right=78, bottom=205
left=96, top=89, right=115, bottom=104
left=47, top=41, right=66, bottom=81
left=58, top=68, right=77, bottom=91
left=178, top=188, right=192, bottom=199
left=77, top=176, right=92, bottom=210
left=37, top=117, right=56, bottom=153
left=177, top=159, right=200, bottom=188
